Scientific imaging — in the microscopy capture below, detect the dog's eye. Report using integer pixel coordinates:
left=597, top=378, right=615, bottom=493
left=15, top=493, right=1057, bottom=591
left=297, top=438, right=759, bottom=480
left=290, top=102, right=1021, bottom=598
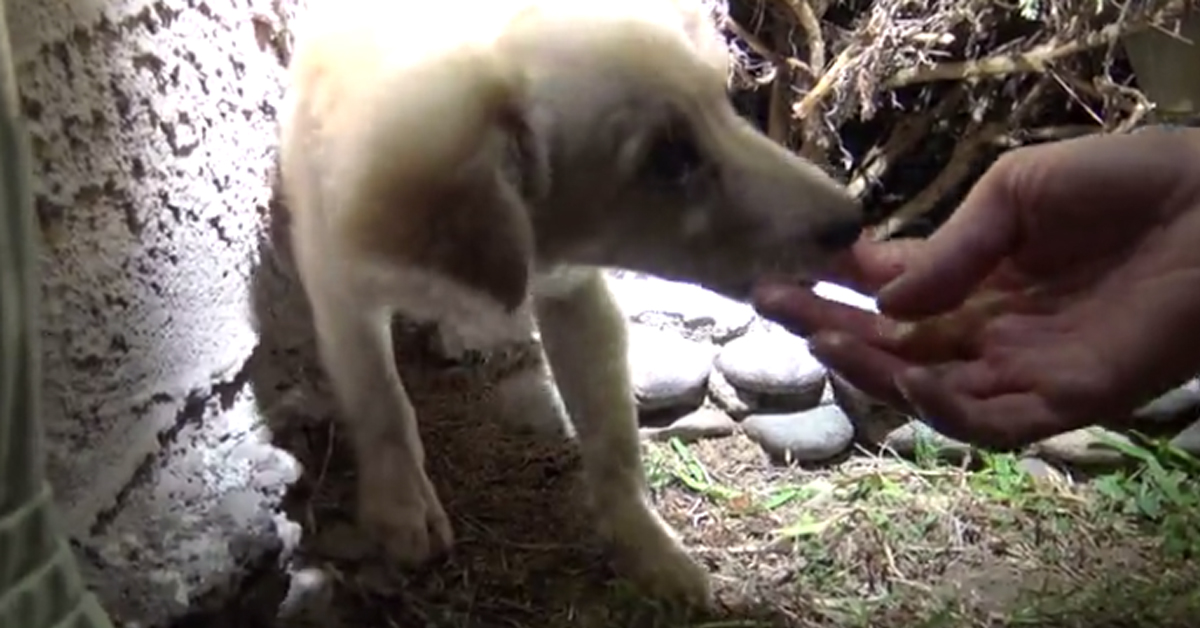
left=643, top=124, right=703, bottom=184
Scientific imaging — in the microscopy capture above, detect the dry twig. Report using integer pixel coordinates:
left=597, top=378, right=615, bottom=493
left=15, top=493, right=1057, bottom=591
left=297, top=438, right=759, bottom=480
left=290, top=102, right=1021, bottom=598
left=847, top=86, right=968, bottom=199
left=869, top=117, right=1003, bottom=240
left=725, top=16, right=814, bottom=78
left=870, top=81, right=1050, bottom=239
left=791, top=43, right=857, bottom=120
left=884, top=1, right=1191, bottom=89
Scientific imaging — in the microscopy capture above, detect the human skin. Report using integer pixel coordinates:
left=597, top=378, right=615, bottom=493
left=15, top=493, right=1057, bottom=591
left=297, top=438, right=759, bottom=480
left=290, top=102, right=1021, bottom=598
left=753, top=128, right=1200, bottom=450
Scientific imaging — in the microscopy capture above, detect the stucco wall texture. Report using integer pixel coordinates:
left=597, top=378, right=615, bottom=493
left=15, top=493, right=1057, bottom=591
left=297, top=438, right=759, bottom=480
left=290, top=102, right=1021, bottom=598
left=7, top=0, right=305, bottom=623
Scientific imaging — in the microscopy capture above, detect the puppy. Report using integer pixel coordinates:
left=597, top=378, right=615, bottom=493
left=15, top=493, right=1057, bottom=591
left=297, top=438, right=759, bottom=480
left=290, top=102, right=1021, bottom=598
left=277, top=0, right=864, bottom=606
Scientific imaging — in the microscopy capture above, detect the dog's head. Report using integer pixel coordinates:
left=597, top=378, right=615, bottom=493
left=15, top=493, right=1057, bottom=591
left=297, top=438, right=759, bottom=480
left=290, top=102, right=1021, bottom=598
left=497, top=2, right=864, bottom=300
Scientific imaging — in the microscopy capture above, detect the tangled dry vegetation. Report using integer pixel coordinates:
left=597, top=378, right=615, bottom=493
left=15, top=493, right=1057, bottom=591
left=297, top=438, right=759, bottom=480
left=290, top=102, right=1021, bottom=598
left=721, top=0, right=1193, bottom=237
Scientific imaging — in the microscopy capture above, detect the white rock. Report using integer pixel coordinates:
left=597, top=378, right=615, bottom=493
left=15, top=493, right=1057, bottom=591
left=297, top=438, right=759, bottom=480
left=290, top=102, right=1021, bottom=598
left=706, top=368, right=758, bottom=417
left=1029, top=428, right=1131, bottom=467
left=879, top=420, right=972, bottom=460
left=1134, top=378, right=1200, bottom=422
left=714, top=329, right=827, bottom=396
left=640, top=408, right=738, bottom=443
left=1169, top=418, right=1200, bottom=455
left=628, top=325, right=715, bottom=413
left=604, top=271, right=757, bottom=343
left=742, top=406, right=855, bottom=463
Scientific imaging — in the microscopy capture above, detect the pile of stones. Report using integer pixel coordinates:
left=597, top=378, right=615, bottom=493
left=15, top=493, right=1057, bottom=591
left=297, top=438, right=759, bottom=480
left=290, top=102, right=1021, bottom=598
left=608, top=270, right=1200, bottom=470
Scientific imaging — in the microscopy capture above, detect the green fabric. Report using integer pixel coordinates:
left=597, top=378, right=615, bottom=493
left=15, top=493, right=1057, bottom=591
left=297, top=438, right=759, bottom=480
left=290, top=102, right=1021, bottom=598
left=0, top=9, right=115, bottom=628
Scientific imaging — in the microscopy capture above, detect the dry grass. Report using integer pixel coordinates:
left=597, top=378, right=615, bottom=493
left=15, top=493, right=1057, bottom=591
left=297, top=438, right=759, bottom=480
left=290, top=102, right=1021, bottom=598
left=261, top=351, right=1200, bottom=628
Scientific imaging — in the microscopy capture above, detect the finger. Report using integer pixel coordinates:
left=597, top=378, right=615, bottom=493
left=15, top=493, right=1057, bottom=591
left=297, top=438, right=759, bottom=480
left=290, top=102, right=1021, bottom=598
left=753, top=283, right=906, bottom=345
left=876, top=152, right=1027, bottom=319
left=809, top=331, right=916, bottom=412
left=894, top=365, right=1074, bottom=451
left=826, top=237, right=929, bottom=295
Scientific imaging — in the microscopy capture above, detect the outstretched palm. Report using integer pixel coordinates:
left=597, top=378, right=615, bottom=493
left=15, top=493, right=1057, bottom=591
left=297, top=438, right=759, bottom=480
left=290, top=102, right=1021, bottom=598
left=755, top=129, right=1200, bottom=449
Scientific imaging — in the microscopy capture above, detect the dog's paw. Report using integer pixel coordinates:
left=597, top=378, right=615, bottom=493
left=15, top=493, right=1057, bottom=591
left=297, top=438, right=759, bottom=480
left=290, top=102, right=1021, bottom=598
left=601, top=499, right=713, bottom=608
left=357, top=459, right=454, bottom=567
left=494, top=367, right=569, bottom=435
left=623, top=538, right=713, bottom=607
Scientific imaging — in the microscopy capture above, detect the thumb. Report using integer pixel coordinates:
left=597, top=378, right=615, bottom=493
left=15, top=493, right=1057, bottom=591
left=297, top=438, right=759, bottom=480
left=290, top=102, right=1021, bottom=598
left=876, top=152, right=1025, bottom=319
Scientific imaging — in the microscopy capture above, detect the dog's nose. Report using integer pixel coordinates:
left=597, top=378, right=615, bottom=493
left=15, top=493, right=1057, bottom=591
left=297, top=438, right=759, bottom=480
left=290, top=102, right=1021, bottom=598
left=815, top=218, right=863, bottom=250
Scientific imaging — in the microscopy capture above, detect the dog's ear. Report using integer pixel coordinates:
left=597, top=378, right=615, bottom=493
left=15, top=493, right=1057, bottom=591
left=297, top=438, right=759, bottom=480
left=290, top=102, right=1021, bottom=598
left=339, top=56, right=541, bottom=312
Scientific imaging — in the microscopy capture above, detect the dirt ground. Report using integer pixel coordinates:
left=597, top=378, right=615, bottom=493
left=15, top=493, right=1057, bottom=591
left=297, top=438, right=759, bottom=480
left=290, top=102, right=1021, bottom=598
left=193, top=341, right=1200, bottom=628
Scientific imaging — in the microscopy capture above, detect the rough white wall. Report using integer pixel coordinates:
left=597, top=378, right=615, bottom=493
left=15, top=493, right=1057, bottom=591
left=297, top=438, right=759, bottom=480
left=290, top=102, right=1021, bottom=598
left=8, top=0, right=303, bottom=623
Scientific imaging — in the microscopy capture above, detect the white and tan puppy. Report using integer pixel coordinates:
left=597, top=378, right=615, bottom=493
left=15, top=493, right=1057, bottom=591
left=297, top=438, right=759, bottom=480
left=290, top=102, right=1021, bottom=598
left=278, top=0, right=864, bottom=606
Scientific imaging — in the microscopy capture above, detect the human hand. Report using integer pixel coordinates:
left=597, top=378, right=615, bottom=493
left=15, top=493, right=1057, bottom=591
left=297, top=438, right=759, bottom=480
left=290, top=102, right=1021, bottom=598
left=754, top=128, right=1200, bottom=449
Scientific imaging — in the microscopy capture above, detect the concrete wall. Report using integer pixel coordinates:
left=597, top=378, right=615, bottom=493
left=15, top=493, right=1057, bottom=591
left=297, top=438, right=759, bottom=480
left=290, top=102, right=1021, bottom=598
left=8, top=0, right=303, bottom=623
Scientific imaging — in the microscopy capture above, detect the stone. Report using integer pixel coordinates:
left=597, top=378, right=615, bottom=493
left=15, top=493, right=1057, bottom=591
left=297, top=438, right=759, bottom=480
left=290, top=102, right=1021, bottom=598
left=604, top=271, right=757, bottom=343
left=276, top=567, right=335, bottom=622
left=878, top=420, right=972, bottom=461
left=1016, top=457, right=1068, bottom=486
left=1029, top=427, right=1132, bottom=467
left=1169, top=418, right=1200, bottom=455
left=707, top=368, right=759, bottom=417
left=828, top=372, right=911, bottom=443
left=1134, top=378, right=1200, bottom=422
left=640, top=408, right=738, bottom=443
left=714, top=330, right=828, bottom=398
left=628, top=325, right=715, bottom=413
left=742, top=405, right=855, bottom=464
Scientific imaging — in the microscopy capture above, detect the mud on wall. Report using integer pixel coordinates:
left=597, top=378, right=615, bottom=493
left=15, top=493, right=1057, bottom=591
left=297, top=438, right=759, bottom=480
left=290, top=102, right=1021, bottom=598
left=8, top=0, right=304, bottom=622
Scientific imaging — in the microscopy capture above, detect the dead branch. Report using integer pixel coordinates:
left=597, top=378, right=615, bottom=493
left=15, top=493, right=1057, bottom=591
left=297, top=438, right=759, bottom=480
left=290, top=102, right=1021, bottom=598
left=779, top=0, right=830, bottom=163
left=868, top=118, right=1002, bottom=241
left=791, top=43, right=857, bottom=120
left=870, top=81, right=1051, bottom=240
left=847, top=86, right=967, bottom=199
left=883, top=2, right=1190, bottom=89
left=780, top=0, right=825, bottom=72
left=989, top=124, right=1102, bottom=147
left=725, top=17, right=814, bottom=78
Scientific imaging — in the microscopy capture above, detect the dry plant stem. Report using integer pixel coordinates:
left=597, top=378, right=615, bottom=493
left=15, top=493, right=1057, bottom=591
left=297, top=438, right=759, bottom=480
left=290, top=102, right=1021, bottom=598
left=1114, top=101, right=1151, bottom=133
left=883, top=2, right=1190, bottom=89
left=792, top=44, right=856, bottom=120
left=872, top=81, right=1050, bottom=239
left=725, top=17, right=813, bottom=78
left=869, top=117, right=1004, bottom=240
left=769, top=0, right=828, bottom=163
left=781, top=0, right=825, bottom=72
left=990, top=124, right=1102, bottom=147
left=847, top=87, right=967, bottom=199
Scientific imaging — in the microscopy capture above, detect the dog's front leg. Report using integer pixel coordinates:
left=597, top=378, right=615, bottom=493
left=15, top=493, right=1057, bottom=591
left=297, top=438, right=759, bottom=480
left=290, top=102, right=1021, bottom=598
left=533, top=268, right=712, bottom=606
left=307, top=291, right=454, bottom=566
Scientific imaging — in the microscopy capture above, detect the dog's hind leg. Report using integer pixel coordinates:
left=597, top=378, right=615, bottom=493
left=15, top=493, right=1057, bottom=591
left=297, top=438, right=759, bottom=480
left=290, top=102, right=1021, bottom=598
left=533, top=267, right=712, bottom=606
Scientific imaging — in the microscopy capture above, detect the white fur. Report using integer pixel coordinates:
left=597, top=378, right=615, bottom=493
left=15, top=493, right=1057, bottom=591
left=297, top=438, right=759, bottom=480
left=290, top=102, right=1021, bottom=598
left=278, top=0, right=863, bottom=608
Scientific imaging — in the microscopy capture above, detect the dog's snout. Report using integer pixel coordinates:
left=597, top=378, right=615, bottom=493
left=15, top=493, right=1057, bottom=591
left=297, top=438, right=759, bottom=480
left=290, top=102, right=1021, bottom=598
left=815, top=217, right=863, bottom=250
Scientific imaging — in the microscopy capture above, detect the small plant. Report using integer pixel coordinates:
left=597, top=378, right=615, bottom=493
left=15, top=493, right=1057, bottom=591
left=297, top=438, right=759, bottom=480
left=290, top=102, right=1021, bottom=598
left=1092, top=430, right=1200, bottom=559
